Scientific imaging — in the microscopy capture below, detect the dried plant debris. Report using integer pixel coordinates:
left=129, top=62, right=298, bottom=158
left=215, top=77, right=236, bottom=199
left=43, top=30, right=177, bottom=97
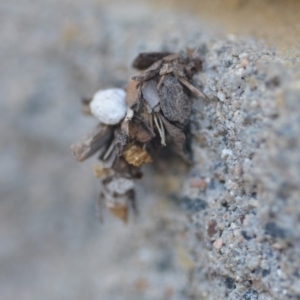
left=71, top=50, right=205, bottom=222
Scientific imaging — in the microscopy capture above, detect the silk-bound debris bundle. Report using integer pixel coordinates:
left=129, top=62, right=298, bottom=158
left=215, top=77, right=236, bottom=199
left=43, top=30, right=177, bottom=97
left=71, top=51, right=204, bottom=222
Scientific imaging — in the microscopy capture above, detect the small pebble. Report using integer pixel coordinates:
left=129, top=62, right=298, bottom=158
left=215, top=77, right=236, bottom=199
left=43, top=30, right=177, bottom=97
left=213, top=238, right=223, bottom=250
left=106, top=177, right=134, bottom=194
left=217, top=90, right=226, bottom=102
left=221, top=149, right=233, bottom=159
left=90, top=88, right=127, bottom=125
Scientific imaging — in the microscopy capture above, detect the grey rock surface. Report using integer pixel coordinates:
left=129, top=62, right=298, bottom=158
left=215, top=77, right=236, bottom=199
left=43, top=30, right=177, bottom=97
left=1, top=0, right=300, bottom=300
left=183, top=40, right=300, bottom=300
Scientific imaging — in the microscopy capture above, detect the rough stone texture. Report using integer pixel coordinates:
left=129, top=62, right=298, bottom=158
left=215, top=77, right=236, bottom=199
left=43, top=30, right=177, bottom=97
left=182, top=40, right=300, bottom=300
left=1, top=1, right=300, bottom=300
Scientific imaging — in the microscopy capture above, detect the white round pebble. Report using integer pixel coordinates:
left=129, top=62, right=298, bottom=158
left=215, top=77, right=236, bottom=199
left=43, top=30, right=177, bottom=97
left=90, top=88, right=127, bottom=125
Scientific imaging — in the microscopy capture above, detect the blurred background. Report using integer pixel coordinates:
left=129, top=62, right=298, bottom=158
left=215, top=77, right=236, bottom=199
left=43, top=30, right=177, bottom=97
left=1, top=0, right=299, bottom=299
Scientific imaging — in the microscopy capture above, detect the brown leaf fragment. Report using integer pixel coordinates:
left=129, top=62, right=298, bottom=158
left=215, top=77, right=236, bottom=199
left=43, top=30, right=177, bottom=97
left=125, top=79, right=141, bottom=108
left=162, top=53, right=181, bottom=62
left=132, top=52, right=171, bottom=69
left=159, top=113, right=186, bottom=151
left=162, top=53, right=184, bottom=64
left=128, top=120, right=154, bottom=143
left=108, top=205, right=128, bottom=223
left=178, top=77, right=206, bottom=98
left=160, top=114, right=191, bottom=164
left=70, top=124, right=113, bottom=162
left=158, top=75, right=191, bottom=125
left=122, top=144, right=152, bottom=167
left=134, top=108, right=155, bottom=133
left=131, top=60, right=162, bottom=83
